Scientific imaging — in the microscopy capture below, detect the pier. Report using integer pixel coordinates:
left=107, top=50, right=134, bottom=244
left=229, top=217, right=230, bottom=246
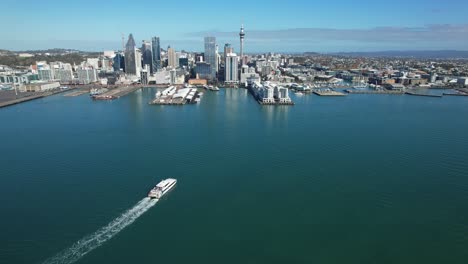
left=150, top=87, right=201, bottom=105
left=405, top=92, right=442, bottom=98
left=345, top=89, right=404, bottom=95
left=64, top=89, right=89, bottom=97
left=93, top=86, right=142, bottom=100
left=0, top=88, right=73, bottom=108
left=313, top=90, right=346, bottom=96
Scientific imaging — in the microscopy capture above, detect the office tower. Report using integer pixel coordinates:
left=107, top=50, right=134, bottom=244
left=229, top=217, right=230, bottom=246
left=239, top=24, right=245, bottom=65
left=124, top=34, right=138, bottom=76
left=204, top=37, right=217, bottom=79
left=113, top=53, right=125, bottom=72
left=141, top=40, right=153, bottom=74
left=151, top=37, right=161, bottom=72
left=225, top=53, right=239, bottom=83
left=167, top=46, right=177, bottom=69
left=224, top=43, right=233, bottom=62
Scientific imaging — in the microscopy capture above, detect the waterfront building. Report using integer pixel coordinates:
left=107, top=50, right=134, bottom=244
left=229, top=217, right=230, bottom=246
left=142, top=40, right=153, bottom=74
left=274, top=86, right=292, bottom=104
left=21, top=81, right=60, bottom=92
left=195, top=62, right=212, bottom=80
left=38, top=69, right=53, bottom=81
left=151, top=37, right=162, bottom=72
left=53, top=69, right=73, bottom=83
left=77, top=68, right=98, bottom=84
left=204, top=36, right=217, bottom=79
left=225, top=53, right=239, bottom=83
left=124, top=34, right=141, bottom=77
left=167, top=46, right=177, bottom=69
left=86, top=58, right=99, bottom=69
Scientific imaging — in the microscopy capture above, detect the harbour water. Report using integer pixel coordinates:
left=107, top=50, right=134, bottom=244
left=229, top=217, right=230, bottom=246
left=0, top=88, right=468, bottom=264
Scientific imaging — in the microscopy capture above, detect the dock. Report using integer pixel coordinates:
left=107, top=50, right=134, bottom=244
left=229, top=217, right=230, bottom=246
left=150, top=87, right=201, bottom=105
left=345, top=89, right=404, bottom=95
left=0, top=88, right=73, bottom=108
left=93, top=86, right=142, bottom=100
left=405, top=92, right=442, bottom=98
left=64, top=89, right=89, bottom=97
left=313, top=90, right=346, bottom=96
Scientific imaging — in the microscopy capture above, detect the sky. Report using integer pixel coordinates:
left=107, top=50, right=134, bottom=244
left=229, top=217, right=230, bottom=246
left=2, top=0, right=468, bottom=52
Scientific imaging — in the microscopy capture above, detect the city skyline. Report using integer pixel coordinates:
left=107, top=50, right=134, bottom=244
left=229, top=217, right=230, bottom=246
left=2, top=0, right=468, bottom=52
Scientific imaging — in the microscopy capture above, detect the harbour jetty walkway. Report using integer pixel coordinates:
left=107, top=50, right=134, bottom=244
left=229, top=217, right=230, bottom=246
left=93, top=86, right=142, bottom=100
left=345, top=89, right=404, bottom=95
left=313, top=90, right=346, bottom=96
left=405, top=91, right=442, bottom=98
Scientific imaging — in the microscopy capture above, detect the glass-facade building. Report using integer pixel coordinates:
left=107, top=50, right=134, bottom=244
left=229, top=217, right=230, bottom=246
left=151, top=37, right=161, bottom=72
left=124, top=34, right=137, bottom=75
left=142, top=41, right=153, bottom=74
left=204, top=37, right=217, bottom=79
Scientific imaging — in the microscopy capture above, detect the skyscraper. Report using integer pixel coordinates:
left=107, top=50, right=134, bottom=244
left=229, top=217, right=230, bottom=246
left=124, top=34, right=138, bottom=76
left=151, top=37, right=161, bottom=72
left=225, top=52, right=239, bottom=83
left=167, top=46, right=177, bottom=69
left=239, top=24, right=245, bottom=65
left=204, top=36, right=217, bottom=79
left=141, top=40, right=153, bottom=74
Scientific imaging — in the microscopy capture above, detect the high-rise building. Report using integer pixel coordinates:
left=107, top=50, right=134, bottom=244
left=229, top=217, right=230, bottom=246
left=239, top=24, right=245, bottom=65
left=124, top=34, right=141, bottom=77
left=225, top=53, right=239, bottom=83
left=141, top=40, right=153, bottom=74
left=113, top=53, right=125, bottom=72
left=167, top=46, right=177, bottom=69
left=151, top=37, right=161, bottom=72
left=224, top=43, right=233, bottom=63
left=204, top=36, right=217, bottom=79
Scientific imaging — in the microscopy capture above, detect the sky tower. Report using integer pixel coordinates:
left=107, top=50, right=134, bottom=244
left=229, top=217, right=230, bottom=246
left=239, top=24, right=245, bottom=65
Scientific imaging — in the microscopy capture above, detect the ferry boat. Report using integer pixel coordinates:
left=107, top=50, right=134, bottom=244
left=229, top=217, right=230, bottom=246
left=148, top=179, right=177, bottom=199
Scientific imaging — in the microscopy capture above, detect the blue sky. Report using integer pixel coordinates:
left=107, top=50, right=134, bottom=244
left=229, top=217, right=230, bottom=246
left=2, top=0, right=468, bottom=52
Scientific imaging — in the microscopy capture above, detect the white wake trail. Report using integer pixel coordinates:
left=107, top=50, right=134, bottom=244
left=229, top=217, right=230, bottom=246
left=43, top=197, right=158, bottom=264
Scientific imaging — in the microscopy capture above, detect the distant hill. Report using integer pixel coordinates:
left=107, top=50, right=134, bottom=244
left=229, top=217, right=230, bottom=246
left=331, top=50, right=468, bottom=59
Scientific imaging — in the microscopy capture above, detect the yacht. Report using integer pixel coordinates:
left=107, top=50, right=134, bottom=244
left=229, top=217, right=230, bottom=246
left=148, top=179, right=177, bottom=199
left=212, top=86, right=220, bottom=91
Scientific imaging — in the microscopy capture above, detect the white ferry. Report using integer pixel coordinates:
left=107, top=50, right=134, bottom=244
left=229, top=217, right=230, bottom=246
left=148, top=179, right=177, bottom=199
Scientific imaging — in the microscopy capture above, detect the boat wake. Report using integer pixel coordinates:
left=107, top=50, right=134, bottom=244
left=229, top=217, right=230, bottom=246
left=42, top=197, right=158, bottom=264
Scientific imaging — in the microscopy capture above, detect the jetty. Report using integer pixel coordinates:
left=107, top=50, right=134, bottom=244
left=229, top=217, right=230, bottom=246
left=345, top=89, right=404, bottom=95
left=0, top=88, right=72, bottom=108
left=93, top=86, right=142, bottom=100
left=64, top=89, right=89, bottom=97
left=313, top=90, right=346, bottom=96
left=405, top=92, right=442, bottom=98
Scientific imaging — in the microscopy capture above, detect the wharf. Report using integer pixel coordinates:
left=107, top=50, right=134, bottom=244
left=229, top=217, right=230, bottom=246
left=0, top=88, right=72, bottom=109
left=443, top=93, right=468, bottom=97
left=313, top=90, right=346, bottom=96
left=345, top=89, right=404, bottom=95
left=405, top=92, right=442, bottom=98
left=64, top=89, right=89, bottom=97
left=93, top=86, right=142, bottom=100
left=150, top=88, right=201, bottom=105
